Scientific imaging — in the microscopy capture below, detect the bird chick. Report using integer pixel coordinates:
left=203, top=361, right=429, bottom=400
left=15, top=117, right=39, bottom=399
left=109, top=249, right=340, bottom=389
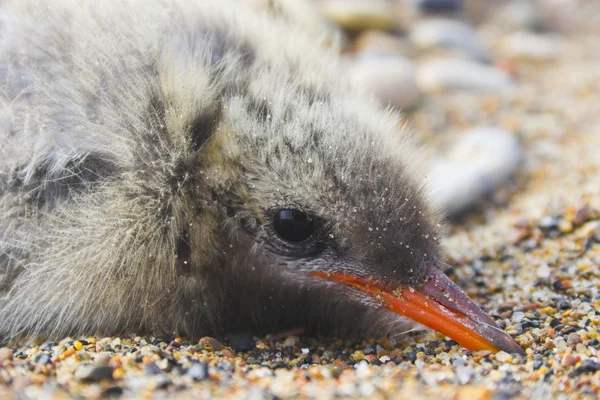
left=0, top=0, right=523, bottom=354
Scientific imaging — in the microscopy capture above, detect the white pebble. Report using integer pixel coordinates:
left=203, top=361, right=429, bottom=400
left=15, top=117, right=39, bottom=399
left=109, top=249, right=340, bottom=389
left=500, top=32, right=563, bottom=62
left=410, top=18, right=490, bottom=62
left=496, top=351, right=512, bottom=362
left=319, top=0, right=395, bottom=32
left=348, top=55, right=421, bottom=110
left=417, top=58, right=514, bottom=93
left=428, top=127, right=522, bottom=216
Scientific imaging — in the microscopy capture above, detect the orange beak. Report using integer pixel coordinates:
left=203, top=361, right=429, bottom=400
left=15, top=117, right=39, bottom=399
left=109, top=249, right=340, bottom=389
left=312, top=265, right=524, bottom=355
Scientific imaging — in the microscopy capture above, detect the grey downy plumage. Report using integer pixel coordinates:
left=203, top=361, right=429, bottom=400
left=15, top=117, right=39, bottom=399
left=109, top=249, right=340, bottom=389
left=0, top=0, right=524, bottom=355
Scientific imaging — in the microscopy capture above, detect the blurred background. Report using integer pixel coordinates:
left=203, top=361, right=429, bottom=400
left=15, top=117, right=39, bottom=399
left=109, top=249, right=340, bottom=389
left=243, top=0, right=600, bottom=236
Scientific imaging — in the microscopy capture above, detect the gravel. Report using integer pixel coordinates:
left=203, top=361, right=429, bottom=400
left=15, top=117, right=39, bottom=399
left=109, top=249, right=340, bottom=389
left=2, top=0, right=600, bottom=398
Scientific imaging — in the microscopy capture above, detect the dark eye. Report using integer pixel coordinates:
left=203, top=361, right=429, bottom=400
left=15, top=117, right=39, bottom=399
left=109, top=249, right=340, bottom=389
left=273, top=209, right=315, bottom=243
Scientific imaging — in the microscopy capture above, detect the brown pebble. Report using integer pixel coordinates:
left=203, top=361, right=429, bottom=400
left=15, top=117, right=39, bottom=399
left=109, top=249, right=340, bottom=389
left=199, top=337, right=224, bottom=351
left=221, top=349, right=234, bottom=358
left=75, top=365, right=115, bottom=382
left=573, top=205, right=592, bottom=225
left=567, top=333, right=581, bottom=345
left=561, top=353, right=580, bottom=367
left=11, top=376, right=33, bottom=391
left=0, top=348, right=13, bottom=364
left=94, top=353, right=112, bottom=365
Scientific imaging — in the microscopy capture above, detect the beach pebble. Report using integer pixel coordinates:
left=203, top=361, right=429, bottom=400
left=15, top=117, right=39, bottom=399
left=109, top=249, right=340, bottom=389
left=561, top=353, right=580, bottom=367
left=500, top=32, right=563, bottom=61
left=495, top=351, right=512, bottom=362
left=0, top=348, right=13, bottom=364
left=349, top=55, right=421, bottom=110
left=410, top=18, right=490, bottom=62
left=429, top=127, right=522, bottom=216
left=456, top=366, right=474, bottom=384
left=75, top=365, right=115, bottom=382
left=354, top=30, right=416, bottom=57
left=416, top=58, right=514, bottom=93
left=188, top=363, right=209, bottom=381
left=415, top=0, right=462, bottom=13
left=319, top=0, right=396, bottom=32
left=496, top=0, right=545, bottom=31
left=199, top=336, right=224, bottom=351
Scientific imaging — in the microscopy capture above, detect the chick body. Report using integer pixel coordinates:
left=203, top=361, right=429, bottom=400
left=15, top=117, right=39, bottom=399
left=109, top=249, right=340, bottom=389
left=0, top=0, right=440, bottom=339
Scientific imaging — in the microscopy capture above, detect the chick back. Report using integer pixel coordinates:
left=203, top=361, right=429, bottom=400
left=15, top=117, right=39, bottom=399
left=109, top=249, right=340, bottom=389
left=0, top=0, right=282, bottom=338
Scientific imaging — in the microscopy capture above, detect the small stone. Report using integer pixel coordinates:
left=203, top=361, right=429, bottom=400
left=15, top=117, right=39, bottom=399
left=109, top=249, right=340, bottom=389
left=500, top=32, right=563, bottom=62
left=349, top=55, right=421, bottom=110
left=354, top=30, right=416, bottom=57
left=495, top=351, right=511, bottom=363
left=76, top=365, right=115, bottom=382
left=416, top=59, right=514, bottom=93
left=539, top=216, right=559, bottom=230
left=410, top=18, right=490, bottom=62
left=246, top=357, right=261, bottom=365
left=199, top=337, right=224, bottom=351
left=150, top=375, right=172, bottom=389
left=11, top=376, right=33, bottom=391
left=187, top=363, right=209, bottom=381
left=496, top=0, right=545, bottom=31
left=283, top=337, right=297, bottom=347
left=573, top=205, right=592, bottom=225
left=319, top=0, right=396, bottom=32
left=512, top=312, right=526, bottom=322
left=94, top=353, right=111, bottom=365
left=415, top=0, right=461, bottom=13
left=560, top=353, right=580, bottom=367
left=575, top=360, right=600, bottom=375
left=34, top=352, right=51, bottom=365
left=567, top=333, right=581, bottom=345
left=429, top=127, right=522, bottom=216
left=143, top=362, right=163, bottom=375
left=558, top=220, right=573, bottom=234
left=456, top=366, right=474, bottom=384
left=0, top=348, right=14, bottom=364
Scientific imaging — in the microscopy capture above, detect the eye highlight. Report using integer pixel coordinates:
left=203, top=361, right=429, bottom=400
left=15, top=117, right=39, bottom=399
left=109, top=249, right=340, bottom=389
left=273, top=209, right=315, bottom=243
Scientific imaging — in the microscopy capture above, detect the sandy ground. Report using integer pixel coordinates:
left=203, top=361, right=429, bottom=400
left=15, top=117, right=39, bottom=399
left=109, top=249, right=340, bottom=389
left=2, top=1, right=600, bottom=399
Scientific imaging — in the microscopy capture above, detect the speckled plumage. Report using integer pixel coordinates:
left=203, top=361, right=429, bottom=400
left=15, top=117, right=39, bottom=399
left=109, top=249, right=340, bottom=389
left=0, top=0, right=442, bottom=340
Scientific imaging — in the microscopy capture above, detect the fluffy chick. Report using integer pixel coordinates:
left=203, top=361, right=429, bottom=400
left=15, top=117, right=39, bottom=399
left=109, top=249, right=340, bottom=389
left=0, top=0, right=440, bottom=339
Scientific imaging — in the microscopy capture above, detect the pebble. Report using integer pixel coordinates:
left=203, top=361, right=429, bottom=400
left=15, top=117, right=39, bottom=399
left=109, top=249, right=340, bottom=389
left=0, top=348, right=13, bottom=364
left=187, top=363, right=208, bottom=381
left=410, top=18, right=490, bottom=62
left=428, top=127, right=522, bottom=216
left=512, top=312, right=526, bottom=322
left=199, top=336, right=224, bottom=351
left=319, top=0, right=396, bottom=32
left=567, top=333, right=581, bottom=345
left=539, top=216, right=559, bottom=230
left=495, top=352, right=511, bottom=363
left=354, top=30, right=416, bottom=57
left=456, top=366, right=474, bottom=384
left=416, top=58, right=514, bottom=93
left=150, top=375, right=172, bottom=389
left=349, top=55, right=421, bottom=109
left=500, top=32, right=563, bottom=62
left=496, top=0, right=545, bottom=31
left=75, top=365, right=115, bottom=382
left=561, top=353, right=580, bottom=367
left=34, top=353, right=50, bottom=365
left=573, top=205, right=592, bottom=226
left=415, top=0, right=461, bottom=13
